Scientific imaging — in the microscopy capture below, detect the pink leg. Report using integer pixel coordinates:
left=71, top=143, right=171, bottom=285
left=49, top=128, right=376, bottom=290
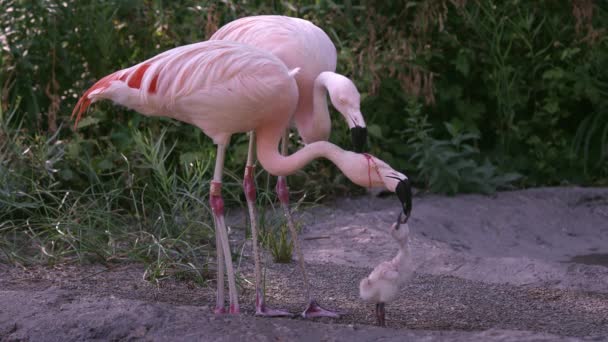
left=276, top=133, right=340, bottom=319
left=213, top=216, right=226, bottom=314
left=243, top=132, right=292, bottom=317
left=210, top=144, right=239, bottom=315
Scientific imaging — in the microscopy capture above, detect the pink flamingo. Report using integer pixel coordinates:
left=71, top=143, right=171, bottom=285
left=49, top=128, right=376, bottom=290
left=72, top=40, right=412, bottom=316
left=211, top=15, right=368, bottom=317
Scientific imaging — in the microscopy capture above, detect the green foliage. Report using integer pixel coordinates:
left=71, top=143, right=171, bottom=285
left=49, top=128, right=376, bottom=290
left=1, top=102, right=129, bottom=264
left=573, top=111, right=608, bottom=177
left=404, top=100, right=521, bottom=194
left=254, top=194, right=306, bottom=264
left=1, top=0, right=608, bottom=267
left=1, top=108, right=215, bottom=281
left=265, top=223, right=294, bottom=264
left=432, top=0, right=608, bottom=185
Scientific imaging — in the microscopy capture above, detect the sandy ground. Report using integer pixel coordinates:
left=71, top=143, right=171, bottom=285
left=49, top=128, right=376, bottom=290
left=1, top=186, right=608, bottom=341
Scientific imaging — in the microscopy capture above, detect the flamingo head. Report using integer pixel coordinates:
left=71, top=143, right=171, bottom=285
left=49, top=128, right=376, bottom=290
left=348, top=153, right=412, bottom=221
left=326, top=74, right=367, bottom=153
left=390, top=212, right=410, bottom=244
left=384, top=172, right=412, bottom=224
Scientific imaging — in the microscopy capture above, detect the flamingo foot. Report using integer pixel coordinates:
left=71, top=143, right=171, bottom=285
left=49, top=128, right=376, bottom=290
left=214, top=306, right=226, bottom=315
left=302, top=299, right=340, bottom=319
left=255, top=289, right=293, bottom=317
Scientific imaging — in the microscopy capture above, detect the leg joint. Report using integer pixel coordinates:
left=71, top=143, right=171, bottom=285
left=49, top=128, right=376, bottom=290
left=275, top=176, right=289, bottom=204
left=243, top=166, right=256, bottom=201
left=210, top=181, right=224, bottom=216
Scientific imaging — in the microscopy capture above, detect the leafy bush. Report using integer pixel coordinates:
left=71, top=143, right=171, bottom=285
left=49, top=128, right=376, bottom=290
left=404, top=100, right=521, bottom=194
left=351, top=0, right=608, bottom=187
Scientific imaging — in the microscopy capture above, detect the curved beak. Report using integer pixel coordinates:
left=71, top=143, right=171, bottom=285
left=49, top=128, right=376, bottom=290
left=395, top=178, right=412, bottom=222
left=350, top=126, right=367, bottom=153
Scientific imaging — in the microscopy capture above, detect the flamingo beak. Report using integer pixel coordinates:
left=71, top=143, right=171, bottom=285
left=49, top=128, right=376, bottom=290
left=350, top=126, right=367, bottom=153
left=395, top=178, right=412, bottom=222
left=394, top=210, right=409, bottom=230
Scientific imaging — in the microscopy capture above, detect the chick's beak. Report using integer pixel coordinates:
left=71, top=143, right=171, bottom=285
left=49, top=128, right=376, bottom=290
left=350, top=126, right=367, bottom=153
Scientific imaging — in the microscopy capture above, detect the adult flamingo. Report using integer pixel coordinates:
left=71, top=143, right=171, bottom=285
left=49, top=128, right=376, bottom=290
left=211, top=15, right=368, bottom=317
left=71, top=41, right=412, bottom=316
left=211, top=15, right=367, bottom=148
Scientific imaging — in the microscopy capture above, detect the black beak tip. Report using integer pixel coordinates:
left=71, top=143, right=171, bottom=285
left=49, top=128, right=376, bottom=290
left=396, top=178, right=412, bottom=223
left=350, top=126, right=367, bottom=153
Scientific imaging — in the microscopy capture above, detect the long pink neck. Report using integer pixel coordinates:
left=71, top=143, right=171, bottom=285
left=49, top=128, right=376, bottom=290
left=311, top=72, right=332, bottom=130
left=255, top=126, right=346, bottom=177
left=294, top=73, right=332, bottom=144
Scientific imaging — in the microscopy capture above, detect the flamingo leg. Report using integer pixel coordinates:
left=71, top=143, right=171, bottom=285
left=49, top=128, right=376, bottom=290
left=276, top=131, right=340, bottom=319
left=214, top=218, right=226, bottom=314
left=243, top=132, right=292, bottom=317
left=376, top=302, right=386, bottom=326
left=210, top=143, right=240, bottom=314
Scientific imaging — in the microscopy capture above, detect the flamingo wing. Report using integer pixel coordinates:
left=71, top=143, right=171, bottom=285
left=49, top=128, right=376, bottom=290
left=72, top=41, right=299, bottom=144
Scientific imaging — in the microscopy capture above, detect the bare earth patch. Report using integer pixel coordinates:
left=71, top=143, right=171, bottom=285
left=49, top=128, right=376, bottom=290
left=2, top=187, right=608, bottom=341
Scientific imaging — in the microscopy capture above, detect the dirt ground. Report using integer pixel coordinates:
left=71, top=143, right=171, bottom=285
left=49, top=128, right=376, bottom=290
left=2, top=187, right=608, bottom=341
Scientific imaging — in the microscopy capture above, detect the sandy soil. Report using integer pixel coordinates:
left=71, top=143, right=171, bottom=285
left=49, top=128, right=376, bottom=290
left=1, top=187, right=608, bottom=341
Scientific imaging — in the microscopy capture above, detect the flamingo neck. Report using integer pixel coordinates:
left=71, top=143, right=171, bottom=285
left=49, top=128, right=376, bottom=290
left=255, top=127, right=345, bottom=177
left=393, top=240, right=410, bottom=270
left=296, top=72, right=333, bottom=144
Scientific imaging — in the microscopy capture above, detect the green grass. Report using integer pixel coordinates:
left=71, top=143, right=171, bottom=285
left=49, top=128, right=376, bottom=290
left=0, top=99, right=314, bottom=286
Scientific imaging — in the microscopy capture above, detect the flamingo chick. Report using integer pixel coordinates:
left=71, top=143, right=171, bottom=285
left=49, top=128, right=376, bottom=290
left=359, top=212, right=414, bottom=326
left=71, top=40, right=413, bottom=316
